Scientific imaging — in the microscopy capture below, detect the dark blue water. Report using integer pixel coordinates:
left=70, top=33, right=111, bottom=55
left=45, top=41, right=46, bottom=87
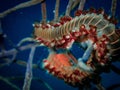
left=0, top=0, right=120, bottom=90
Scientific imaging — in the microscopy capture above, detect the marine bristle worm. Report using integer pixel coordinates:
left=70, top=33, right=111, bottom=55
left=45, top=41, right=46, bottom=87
left=33, top=0, right=120, bottom=89
left=0, top=0, right=120, bottom=90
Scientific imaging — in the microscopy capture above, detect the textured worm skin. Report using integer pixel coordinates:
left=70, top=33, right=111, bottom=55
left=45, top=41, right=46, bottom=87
left=34, top=13, right=120, bottom=57
left=34, top=11, right=120, bottom=86
left=34, top=12, right=120, bottom=75
left=35, top=14, right=113, bottom=40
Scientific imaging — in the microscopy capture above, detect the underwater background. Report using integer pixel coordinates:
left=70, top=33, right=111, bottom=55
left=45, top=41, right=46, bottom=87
left=0, top=0, right=120, bottom=90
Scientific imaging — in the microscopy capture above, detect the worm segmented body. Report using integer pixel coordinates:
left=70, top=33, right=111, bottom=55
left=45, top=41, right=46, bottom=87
left=34, top=5, right=120, bottom=88
left=34, top=12, right=120, bottom=57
